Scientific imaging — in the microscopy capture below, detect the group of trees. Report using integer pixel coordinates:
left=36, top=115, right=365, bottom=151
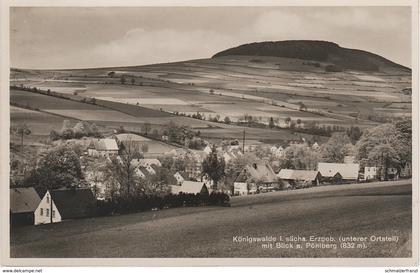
left=165, top=121, right=205, bottom=149
left=356, top=120, right=411, bottom=180
left=50, top=120, right=101, bottom=140
left=23, top=146, right=83, bottom=194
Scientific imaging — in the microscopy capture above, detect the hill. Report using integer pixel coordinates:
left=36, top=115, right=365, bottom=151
left=10, top=40, right=412, bottom=146
left=212, top=40, right=410, bottom=72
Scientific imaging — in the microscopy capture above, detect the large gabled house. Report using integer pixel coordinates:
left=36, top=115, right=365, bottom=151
left=87, top=138, right=119, bottom=157
left=318, top=162, right=360, bottom=183
left=10, top=187, right=41, bottom=226
left=277, top=169, right=322, bottom=188
left=35, top=188, right=96, bottom=225
left=233, top=162, right=277, bottom=195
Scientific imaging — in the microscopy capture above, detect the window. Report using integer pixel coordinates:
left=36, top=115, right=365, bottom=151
left=46, top=208, right=49, bottom=217
left=40, top=208, right=43, bottom=216
left=52, top=210, right=55, bottom=218
left=46, top=196, right=49, bottom=203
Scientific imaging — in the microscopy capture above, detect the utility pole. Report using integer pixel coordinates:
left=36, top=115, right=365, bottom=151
left=242, top=129, right=245, bottom=154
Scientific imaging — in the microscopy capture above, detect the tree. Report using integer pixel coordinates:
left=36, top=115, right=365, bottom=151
left=24, top=146, right=82, bottom=193
left=108, top=71, right=116, bottom=77
left=280, top=143, right=320, bottom=170
left=142, top=122, right=151, bottom=136
left=269, top=117, right=275, bottom=129
left=224, top=116, right=231, bottom=124
left=120, top=76, right=126, bottom=84
left=320, top=132, right=353, bottom=163
left=49, top=129, right=60, bottom=141
left=105, top=139, right=142, bottom=198
left=356, top=123, right=406, bottom=180
left=11, top=123, right=31, bottom=155
left=285, top=117, right=291, bottom=127
left=202, top=145, right=225, bottom=190
left=141, top=143, right=149, bottom=153
left=131, top=78, right=135, bottom=85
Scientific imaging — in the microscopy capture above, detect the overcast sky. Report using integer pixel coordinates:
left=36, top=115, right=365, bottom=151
left=10, top=6, right=411, bottom=69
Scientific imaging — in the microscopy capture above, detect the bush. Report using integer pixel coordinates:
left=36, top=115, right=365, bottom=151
left=325, top=64, right=343, bottom=72
left=96, top=192, right=230, bottom=216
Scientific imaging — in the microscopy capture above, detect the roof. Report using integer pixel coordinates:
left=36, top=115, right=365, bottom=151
left=172, top=181, right=208, bottom=194
left=89, top=138, right=119, bottom=151
left=318, top=163, right=360, bottom=179
left=235, top=162, right=277, bottom=183
left=131, top=158, right=161, bottom=168
left=277, top=169, right=320, bottom=181
left=50, top=188, right=96, bottom=219
left=10, top=187, right=41, bottom=213
left=115, top=133, right=151, bottom=142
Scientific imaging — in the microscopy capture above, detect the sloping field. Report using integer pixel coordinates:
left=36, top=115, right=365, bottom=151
left=10, top=52, right=411, bottom=141
left=11, top=180, right=411, bottom=258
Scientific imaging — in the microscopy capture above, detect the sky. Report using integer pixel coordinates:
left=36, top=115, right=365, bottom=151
left=10, top=6, right=412, bottom=69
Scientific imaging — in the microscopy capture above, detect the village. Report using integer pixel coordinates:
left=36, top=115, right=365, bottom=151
left=10, top=117, right=412, bottom=227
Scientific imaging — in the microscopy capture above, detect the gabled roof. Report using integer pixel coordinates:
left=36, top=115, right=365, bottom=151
left=89, top=138, right=119, bottom=151
left=318, top=163, right=360, bottom=179
left=50, top=188, right=96, bottom=219
left=174, top=171, right=189, bottom=180
left=235, top=162, right=277, bottom=183
left=172, top=181, right=208, bottom=194
left=10, top=187, right=41, bottom=213
left=277, top=169, right=320, bottom=181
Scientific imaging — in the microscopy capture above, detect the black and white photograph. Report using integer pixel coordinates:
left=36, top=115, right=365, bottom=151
left=1, top=1, right=419, bottom=268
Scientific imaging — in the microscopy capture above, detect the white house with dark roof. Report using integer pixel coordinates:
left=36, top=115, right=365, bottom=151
left=88, top=138, right=119, bottom=157
left=35, top=188, right=96, bottom=225
left=10, top=187, right=41, bottom=226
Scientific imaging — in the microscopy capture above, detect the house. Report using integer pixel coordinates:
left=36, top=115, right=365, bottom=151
left=318, top=162, right=360, bottom=183
left=270, top=146, right=284, bottom=158
left=277, top=169, right=322, bottom=187
left=131, top=158, right=161, bottom=168
left=170, top=181, right=209, bottom=195
left=135, top=167, right=147, bottom=179
left=35, top=188, right=96, bottom=225
left=145, top=165, right=156, bottom=175
left=234, top=162, right=277, bottom=195
left=10, top=187, right=41, bottom=226
left=174, top=171, right=189, bottom=184
left=88, top=138, right=119, bottom=157
left=364, top=167, right=377, bottom=180
left=203, top=145, right=212, bottom=155
left=233, top=182, right=249, bottom=195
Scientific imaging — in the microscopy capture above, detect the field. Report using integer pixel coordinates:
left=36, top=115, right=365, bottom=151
left=10, top=54, right=411, bottom=146
left=10, top=179, right=412, bottom=258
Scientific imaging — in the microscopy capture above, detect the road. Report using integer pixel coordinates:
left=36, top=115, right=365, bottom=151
left=10, top=179, right=412, bottom=258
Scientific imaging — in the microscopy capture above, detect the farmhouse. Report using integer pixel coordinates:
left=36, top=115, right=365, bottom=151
left=174, top=171, right=189, bottom=184
left=170, top=181, right=209, bottom=195
left=318, top=162, right=360, bottom=183
left=88, top=138, right=119, bottom=157
left=114, top=133, right=151, bottom=151
left=277, top=169, right=322, bottom=187
left=10, top=187, right=41, bottom=226
left=35, top=188, right=96, bottom=225
left=364, top=166, right=377, bottom=180
left=234, top=162, right=277, bottom=195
